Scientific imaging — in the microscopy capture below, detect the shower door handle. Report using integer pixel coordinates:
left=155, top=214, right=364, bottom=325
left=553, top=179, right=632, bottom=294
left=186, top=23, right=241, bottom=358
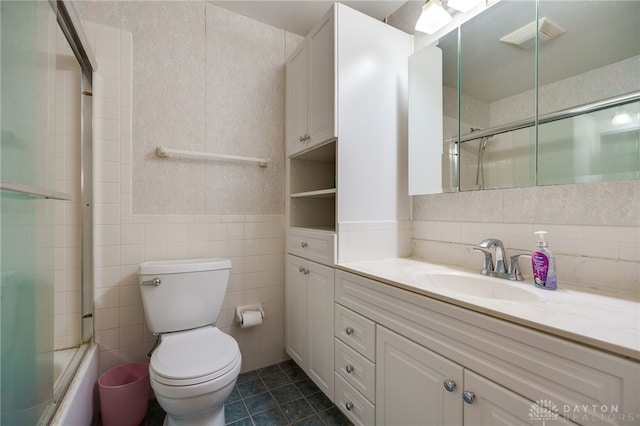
left=141, top=278, right=161, bottom=286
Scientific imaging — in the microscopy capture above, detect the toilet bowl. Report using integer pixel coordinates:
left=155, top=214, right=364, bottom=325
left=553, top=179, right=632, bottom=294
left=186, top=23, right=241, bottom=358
left=139, top=258, right=241, bottom=426
left=150, top=328, right=241, bottom=426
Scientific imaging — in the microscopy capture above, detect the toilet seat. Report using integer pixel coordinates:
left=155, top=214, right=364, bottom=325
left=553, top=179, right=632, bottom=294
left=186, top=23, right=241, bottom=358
left=150, top=327, right=241, bottom=387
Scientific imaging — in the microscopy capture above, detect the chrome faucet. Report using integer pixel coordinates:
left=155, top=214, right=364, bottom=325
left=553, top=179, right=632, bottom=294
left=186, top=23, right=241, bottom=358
left=478, top=238, right=507, bottom=274
left=473, top=238, right=527, bottom=281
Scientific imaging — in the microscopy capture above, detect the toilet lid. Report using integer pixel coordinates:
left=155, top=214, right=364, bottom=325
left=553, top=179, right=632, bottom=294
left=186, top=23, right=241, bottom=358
left=151, top=327, right=240, bottom=385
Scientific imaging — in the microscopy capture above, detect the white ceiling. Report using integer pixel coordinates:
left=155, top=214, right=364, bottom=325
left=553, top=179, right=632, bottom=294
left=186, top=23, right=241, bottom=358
left=211, top=1, right=408, bottom=36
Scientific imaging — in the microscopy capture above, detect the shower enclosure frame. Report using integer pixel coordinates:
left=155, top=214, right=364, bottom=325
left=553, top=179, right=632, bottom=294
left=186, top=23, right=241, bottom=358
left=53, top=0, right=96, bottom=346
left=1, top=1, right=96, bottom=423
left=48, top=3, right=97, bottom=418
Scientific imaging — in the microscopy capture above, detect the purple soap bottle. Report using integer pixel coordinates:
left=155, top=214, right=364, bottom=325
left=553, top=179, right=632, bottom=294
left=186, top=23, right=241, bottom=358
left=532, top=231, right=557, bottom=290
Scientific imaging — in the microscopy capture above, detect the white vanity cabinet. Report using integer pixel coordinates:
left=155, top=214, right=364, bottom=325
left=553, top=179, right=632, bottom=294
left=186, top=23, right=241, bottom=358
left=285, top=254, right=335, bottom=397
left=335, top=269, right=640, bottom=426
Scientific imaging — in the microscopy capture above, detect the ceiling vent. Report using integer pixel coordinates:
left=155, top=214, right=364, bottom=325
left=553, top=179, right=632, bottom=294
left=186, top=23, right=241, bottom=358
left=500, top=17, right=565, bottom=49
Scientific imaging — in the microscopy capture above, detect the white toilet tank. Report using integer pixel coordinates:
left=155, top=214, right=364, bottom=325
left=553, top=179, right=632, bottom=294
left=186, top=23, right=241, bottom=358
left=138, top=258, right=231, bottom=334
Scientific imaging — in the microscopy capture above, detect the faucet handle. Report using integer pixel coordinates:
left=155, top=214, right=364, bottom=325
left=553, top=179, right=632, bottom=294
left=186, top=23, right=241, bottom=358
left=478, top=238, right=503, bottom=249
left=472, top=247, right=494, bottom=275
left=509, top=253, right=530, bottom=281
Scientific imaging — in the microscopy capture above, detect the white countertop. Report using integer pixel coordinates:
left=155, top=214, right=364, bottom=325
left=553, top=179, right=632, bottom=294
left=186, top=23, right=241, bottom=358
left=337, top=257, right=640, bottom=362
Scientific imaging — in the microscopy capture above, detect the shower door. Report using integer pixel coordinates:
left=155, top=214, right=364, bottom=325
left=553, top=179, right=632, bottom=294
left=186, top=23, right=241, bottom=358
left=1, top=1, right=70, bottom=424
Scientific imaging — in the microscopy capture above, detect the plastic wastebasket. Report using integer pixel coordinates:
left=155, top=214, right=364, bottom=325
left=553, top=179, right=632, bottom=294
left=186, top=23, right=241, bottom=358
left=98, top=362, right=150, bottom=426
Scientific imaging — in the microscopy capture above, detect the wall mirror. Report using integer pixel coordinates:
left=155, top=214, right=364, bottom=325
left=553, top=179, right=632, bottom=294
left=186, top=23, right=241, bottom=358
left=409, top=0, right=640, bottom=194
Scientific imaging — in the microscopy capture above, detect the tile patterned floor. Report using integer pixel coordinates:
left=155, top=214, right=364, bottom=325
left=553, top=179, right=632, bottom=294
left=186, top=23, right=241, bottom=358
left=142, top=360, right=353, bottom=426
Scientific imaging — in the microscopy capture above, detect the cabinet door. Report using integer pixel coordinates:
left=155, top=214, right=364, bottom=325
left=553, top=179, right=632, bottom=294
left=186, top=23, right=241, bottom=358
left=306, top=260, right=335, bottom=399
left=463, top=371, right=577, bottom=426
left=286, top=42, right=308, bottom=156
left=285, top=255, right=307, bottom=367
left=307, top=10, right=335, bottom=148
left=376, top=326, right=464, bottom=426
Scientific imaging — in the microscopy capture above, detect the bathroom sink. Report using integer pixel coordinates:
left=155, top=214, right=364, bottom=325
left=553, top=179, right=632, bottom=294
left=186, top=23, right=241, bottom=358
left=420, top=273, right=543, bottom=302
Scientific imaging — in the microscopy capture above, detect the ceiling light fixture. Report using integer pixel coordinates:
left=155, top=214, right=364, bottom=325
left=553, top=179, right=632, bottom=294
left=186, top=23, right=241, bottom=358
left=415, top=0, right=452, bottom=35
left=447, top=0, right=483, bottom=13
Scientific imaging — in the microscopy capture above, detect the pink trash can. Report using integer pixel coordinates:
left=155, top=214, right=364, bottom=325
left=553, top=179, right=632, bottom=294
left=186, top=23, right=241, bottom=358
left=98, top=362, right=150, bottom=426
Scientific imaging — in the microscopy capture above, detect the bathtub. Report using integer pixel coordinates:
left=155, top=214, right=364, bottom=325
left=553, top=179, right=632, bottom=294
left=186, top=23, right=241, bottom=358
left=50, top=342, right=99, bottom=425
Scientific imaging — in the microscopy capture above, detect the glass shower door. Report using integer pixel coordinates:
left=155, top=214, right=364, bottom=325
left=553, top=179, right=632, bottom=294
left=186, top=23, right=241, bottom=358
left=1, top=1, right=59, bottom=424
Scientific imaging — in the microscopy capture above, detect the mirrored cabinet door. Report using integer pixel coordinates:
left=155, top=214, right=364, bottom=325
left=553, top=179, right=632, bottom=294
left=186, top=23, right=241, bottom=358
left=537, top=0, right=640, bottom=185
left=458, top=0, right=536, bottom=191
left=440, top=29, right=459, bottom=194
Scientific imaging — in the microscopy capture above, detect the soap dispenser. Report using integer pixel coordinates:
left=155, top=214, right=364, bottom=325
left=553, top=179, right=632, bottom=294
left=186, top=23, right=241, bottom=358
left=532, top=231, right=557, bottom=290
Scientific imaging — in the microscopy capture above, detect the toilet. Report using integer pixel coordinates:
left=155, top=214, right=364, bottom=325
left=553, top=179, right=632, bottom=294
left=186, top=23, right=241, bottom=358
left=138, top=258, right=241, bottom=426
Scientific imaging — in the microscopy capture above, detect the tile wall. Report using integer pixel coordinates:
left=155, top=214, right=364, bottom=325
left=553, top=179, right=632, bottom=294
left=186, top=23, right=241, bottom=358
left=337, top=221, right=412, bottom=263
left=76, top=1, right=298, bottom=216
left=412, top=181, right=640, bottom=298
left=94, top=213, right=287, bottom=374
left=77, top=2, right=301, bottom=373
left=53, top=26, right=82, bottom=350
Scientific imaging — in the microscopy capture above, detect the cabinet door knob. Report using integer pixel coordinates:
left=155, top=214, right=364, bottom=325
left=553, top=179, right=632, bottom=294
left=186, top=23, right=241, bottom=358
left=462, top=391, right=476, bottom=404
left=304, top=268, right=309, bottom=275
left=345, top=327, right=354, bottom=335
left=304, top=134, right=311, bottom=142
left=299, top=266, right=304, bottom=273
left=301, top=241, right=308, bottom=248
left=345, top=365, right=354, bottom=374
left=299, top=135, right=305, bottom=142
left=443, top=380, right=456, bottom=392
left=345, top=401, right=354, bottom=411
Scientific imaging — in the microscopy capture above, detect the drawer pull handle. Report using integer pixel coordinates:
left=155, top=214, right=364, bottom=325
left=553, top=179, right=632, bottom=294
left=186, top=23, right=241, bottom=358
left=345, top=327, right=354, bottom=335
left=345, top=402, right=354, bottom=411
left=301, top=242, right=308, bottom=248
left=462, top=391, right=476, bottom=404
left=443, top=380, right=456, bottom=392
left=345, top=365, right=354, bottom=374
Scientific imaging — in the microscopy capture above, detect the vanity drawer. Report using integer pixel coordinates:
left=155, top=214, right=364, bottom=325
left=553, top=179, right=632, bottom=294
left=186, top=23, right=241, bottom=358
left=287, top=228, right=336, bottom=266
left=335, top=338, right=375, bottom=403
left=335, top=303, right=376, bottom=362
left=334, top=374, right=375, bottom=426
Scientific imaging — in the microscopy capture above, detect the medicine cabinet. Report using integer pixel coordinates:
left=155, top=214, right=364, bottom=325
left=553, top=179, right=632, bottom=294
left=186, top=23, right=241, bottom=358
left=409, top=0, right=640, bottom=194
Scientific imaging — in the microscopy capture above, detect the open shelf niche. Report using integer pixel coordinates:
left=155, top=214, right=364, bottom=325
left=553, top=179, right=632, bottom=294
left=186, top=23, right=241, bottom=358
left=289, top=140, right=336, bottom=231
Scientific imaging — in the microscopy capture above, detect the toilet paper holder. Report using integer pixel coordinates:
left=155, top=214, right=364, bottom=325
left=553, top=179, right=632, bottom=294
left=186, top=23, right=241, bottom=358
left=235, top=304, right=265, bottom=324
